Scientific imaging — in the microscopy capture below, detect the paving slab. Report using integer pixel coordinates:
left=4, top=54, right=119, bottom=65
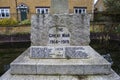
left=10, top=46, right=111, bottom=75
left=0, top=69, right=120, bottom=80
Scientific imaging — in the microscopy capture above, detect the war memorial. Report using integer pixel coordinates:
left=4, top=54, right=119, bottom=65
left=0, top=0, right=120, bottom=80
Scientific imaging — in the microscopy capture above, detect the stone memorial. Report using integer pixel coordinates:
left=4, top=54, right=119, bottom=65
left=50, top=0, right=69, bottom=14
left=0, top=0, right=120, bottom=80
left=30, top=1, right=90, bottom=58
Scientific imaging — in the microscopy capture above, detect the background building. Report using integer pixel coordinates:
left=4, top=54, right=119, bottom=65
left=0, top=0, right=94, bottom=21
left=94, top=0, right=106, bottom=12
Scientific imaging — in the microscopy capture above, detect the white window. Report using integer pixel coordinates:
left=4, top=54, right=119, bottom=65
left=36, top=7, right=49, bottom=14
left=74, top=7, right=86, bottom=14
left=0, top=8, right=10, bottom=18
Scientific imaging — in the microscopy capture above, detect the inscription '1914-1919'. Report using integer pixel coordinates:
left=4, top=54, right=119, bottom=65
left=48, top=27, right=70, bottom=46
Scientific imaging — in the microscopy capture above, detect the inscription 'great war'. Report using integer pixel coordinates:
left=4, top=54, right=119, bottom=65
left=48, top=27, right=70, bottom=46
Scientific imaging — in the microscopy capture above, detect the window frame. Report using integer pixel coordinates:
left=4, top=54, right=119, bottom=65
left=74, top=7, right=87, bottom=14
left=36, top=7, right=50, bottom=14
left=0, top=7, right=10, bottom=18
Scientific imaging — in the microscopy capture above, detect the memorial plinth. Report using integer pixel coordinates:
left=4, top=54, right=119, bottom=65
left=10, top=46, right=111, bottom=75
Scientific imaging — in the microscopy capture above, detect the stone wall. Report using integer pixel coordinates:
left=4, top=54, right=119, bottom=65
left=31, top=14, right=90, bottom=46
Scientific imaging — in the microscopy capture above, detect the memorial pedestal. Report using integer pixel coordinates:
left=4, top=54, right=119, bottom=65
left=10, top=46, right=111, bottom=75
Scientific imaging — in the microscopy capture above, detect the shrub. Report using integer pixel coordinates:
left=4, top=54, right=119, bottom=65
left=19, top=19, right=31, bottom=26
left=0, top=18, right=18, bottom=27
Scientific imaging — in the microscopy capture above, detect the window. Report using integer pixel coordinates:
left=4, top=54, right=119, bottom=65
left=0, top=8, right=10, bottom=18
left=36, top=7, right=49, bottom=14
left=74, top=7, right=87, bottom=14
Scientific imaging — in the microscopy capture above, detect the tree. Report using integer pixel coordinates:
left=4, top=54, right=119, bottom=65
left=104, top=0, right=120, bottom=22
left=104, top=0, right=120, bottom=12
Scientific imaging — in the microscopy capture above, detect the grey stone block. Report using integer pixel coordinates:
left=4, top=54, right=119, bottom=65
left=83, top=65, right=111, bottom=75
left=11, top=64, right=37, bottom=75
left=10, top=48, right=38, bottom=75
left=37, top=65, right=84, bottom=75
left=51, top=0, right=69, bottom=14
left=31, top=14, right=90, bottom=46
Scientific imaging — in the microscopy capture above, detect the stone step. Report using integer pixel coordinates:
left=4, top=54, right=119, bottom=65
left=1, top=69, right=120, bottom=80
left=10, top=46, right=111, bottom=75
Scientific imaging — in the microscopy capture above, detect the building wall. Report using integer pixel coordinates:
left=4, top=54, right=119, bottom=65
left=16, top=0, right=51, bottom=13
left=0, top=0, right=94, bottom=20
left=16, top=0, right=51, bottom=20
left=94, top=0, right=106, bottom=12
left=69, top=0, right=94, bottom=13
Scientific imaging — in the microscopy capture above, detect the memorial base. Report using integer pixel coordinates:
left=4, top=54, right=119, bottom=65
left=10, top=46, right=111, bottom=75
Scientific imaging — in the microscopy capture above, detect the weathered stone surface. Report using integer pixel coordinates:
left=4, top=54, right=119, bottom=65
left=48, top=27, right=70, bottom=46
left=10, top=46, right=111, bottom=75
left=51, top=0, right=69, bottom=14
left=10, top=49, right=38, bottom=74
left=31, top=14, right=90, bottom=46
left=65, top=46, right=88, bottom=58
left=30, top=46, right=89, bottom=59
left=1, top=69, right=120, bottom=80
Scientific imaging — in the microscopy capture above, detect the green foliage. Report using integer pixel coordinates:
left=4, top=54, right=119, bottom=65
left=0, top=19, right=31, bottom=27
left=116, top=24, right=120, bottom=33
left=104, top=0, right=120, bottom=12
left=19, top=19, right=31, bottom=26
left=0, top=18, right=18, bottom=27
left=104, top=0, right=120, bottom=22
left=94, top=12, right=109, bottom=22
left=90, top=23, right=120, bottom=33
